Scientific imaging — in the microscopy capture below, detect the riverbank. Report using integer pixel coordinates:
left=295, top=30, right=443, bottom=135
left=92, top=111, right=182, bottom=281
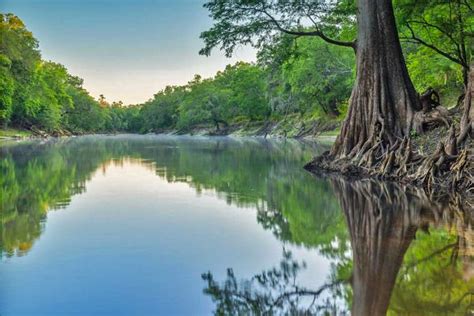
left=0, top=115, right=342, bottom=142
left=305, top=105, right=474, bottom=203
left=181, top=115, right=341, bottom=139
left=0, top=127, right=74, bottom=140
left=2, top=127, right=471, bottom=204
left=0, top=128, right=34, bottom=140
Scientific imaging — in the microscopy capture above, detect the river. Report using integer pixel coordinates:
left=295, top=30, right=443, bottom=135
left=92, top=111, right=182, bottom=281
left=0, top=135, right=472, bottom=315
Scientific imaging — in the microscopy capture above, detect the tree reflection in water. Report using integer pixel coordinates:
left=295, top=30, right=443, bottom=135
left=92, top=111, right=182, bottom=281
left=1, top=137, right=472, bottom=313
left=202, top=250, right=347, bottom=315
left=203, top=179, right=474, bottom=315
left=1, top=136, right=331, bottom=258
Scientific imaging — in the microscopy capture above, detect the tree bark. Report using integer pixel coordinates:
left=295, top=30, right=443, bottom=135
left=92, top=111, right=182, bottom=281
left=457, top=63, right=474, bottom=145
left=331, top=0, right=420, bottom=157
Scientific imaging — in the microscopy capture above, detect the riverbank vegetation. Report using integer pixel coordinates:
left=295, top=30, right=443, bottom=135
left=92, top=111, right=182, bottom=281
left=1, top=5, right=470, bottom=140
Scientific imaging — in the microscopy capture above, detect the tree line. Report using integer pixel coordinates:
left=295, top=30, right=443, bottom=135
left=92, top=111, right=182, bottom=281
left=0, top=2, right=471, bottom=135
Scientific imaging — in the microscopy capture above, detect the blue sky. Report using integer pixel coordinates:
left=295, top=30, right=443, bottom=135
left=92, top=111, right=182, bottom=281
left=1, top=0, right=255, bottom=104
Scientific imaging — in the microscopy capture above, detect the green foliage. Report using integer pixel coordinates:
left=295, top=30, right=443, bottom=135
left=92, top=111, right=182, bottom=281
left=406, top=47, right=464, bottom=104
left=138, top=40, right=354, bottom=133
left=395, top=0, right=473, bottom=102
left=259, top=35, right=355, bottom=117
left=0, top=13, right=138, bottom=134
left=396, top=0, right=473, bottom=67
left=139, top=63, right=269, bottom=133
left=140, top=86, right=182, bottom=132
left=23, top=61, right=73, bottom=131
left=388, top=228, right=474, bottom=314
left=65, top=86, right=105, bottom=132
left=177, top=75, right=222, bottom=130
left=0, top=55, right=14, bottom=125
left=215, top=62, right=269, bottom=120
left=0, top=13, right=41, bottom=126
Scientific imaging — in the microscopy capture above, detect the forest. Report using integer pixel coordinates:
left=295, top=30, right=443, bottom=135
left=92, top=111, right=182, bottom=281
left=0, top=1, right=470, bottom=136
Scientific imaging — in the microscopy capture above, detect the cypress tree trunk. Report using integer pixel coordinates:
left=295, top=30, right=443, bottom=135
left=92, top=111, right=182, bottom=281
left=457, top=63, right=474, bottom=144
left=331, top=0, right=419, bottom=158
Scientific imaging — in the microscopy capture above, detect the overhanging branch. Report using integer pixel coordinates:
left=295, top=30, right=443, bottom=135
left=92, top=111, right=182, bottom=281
left=255, top=6, right=356, bottom=49
left=402, top=23, right=466, bottom=67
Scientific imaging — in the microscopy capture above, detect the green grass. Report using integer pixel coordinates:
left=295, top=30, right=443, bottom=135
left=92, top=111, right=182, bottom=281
left=0, top=128, right=32, bottom=138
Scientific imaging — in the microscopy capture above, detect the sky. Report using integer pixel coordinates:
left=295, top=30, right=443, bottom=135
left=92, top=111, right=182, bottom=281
left=0, top=0, right=256, bottom=104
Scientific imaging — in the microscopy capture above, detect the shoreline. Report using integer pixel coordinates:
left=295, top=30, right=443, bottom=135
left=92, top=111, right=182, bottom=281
left=2, top=128, right=471, bottom=203
left=0, top=120, right=341, bottom=143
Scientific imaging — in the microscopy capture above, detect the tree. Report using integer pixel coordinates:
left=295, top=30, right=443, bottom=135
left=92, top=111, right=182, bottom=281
left=213, top=62, right=268, bottom=120
left=458, top=63, right=474, bottom=144
left=396, top=0, right=474, bottom=87
left=140, top=86, right=182, bottom=132
left=0, top=13, right=41, bottom=127
left=258, top=34, right=354, bottom=117
left=65, top=86, right=105, bottom=132
left=332, top=0, right=421, bottom=157
left=98, top=94, right=108, bottom=108
left=0, top=55, right=14, bottom=126
left=200, top=0, right=356, bottom=57
left=177, top=75, right=218, bottom=130
left=201, top=0, right=420, bottom=160
left=14, top=61, right=73, bottom=132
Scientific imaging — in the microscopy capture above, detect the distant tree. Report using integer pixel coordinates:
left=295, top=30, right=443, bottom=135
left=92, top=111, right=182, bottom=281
left=22, top=61, right=73, bottom=131
left=0, top=13, right=41, bottom=127
left=0, top=54, right=14, bottom=126
left=214, top=62, right=268, bottom=120
left=65, top=87, right=105, bottom=132
left=140, top=86, right=183, bottom=132
left=98, top=94, right=108, bottom=108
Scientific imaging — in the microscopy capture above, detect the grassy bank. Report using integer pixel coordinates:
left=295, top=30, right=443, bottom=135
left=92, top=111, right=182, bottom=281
left=0, top=128, right=33, bottom=139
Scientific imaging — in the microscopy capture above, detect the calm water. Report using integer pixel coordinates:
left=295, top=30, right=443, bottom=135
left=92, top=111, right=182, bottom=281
left=0, top=135, right=473, bottom=315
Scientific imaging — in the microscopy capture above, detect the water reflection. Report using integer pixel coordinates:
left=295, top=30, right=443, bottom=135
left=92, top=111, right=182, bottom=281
left=1, top=136, right=472, bottom=314
left=203, top=178, right=474, bottom=315
left=0, top=136, right=330, bottom=258
left=202, top=249, right=346, bottom=315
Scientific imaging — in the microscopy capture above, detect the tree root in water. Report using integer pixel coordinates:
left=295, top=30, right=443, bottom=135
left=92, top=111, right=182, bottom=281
left=306, top=126, right=473, bottom=200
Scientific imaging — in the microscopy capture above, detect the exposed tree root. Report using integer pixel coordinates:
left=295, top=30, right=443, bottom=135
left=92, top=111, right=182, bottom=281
left=306, top=82, right=474, bottom=201
left=413, top=105, right=451, bottom=133
left=306, top=132, right=473, bottom=201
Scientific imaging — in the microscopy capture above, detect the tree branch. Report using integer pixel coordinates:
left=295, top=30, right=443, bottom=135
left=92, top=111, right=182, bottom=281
left=271, top=278, right=348, bottom=307
left=257, top=7, right=356, bottom=49
left=407, top=19, right=459, bottom=46
left=402, top=23, right=467, bottom=67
